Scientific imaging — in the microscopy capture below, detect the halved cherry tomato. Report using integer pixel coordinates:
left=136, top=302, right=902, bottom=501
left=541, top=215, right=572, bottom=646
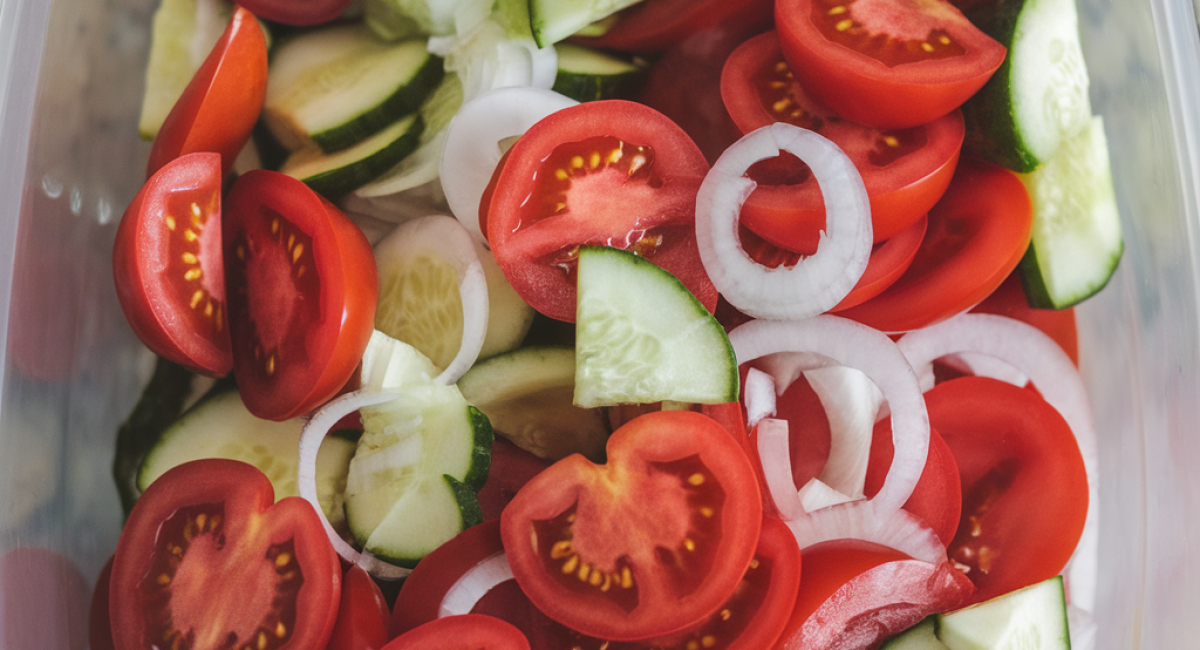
left=147, top=6, right=267, bottom=178
left=926, top=376, right=1089, bottom=604
left=774, top=0, right=1005, bottom=128
left=223, top=170, right=378, bottom=421
left=326, top=565, right=391, bottom=650
left=572, top=0, right=774, bottom=55
left=382, top=615, right=529, bottom=650
left=109, top=459, right=341, bottom=650
left=836, top=161, right=1033, bottom=333
left=486, top=100, right=716, bottom=322
left=864, top=424, right=962, bottom=547
left=720, top=31, right=962, bottom=251
left=972, top=271, right=1079, bottom=365
left=232, top=0, right=355, bottom=26
left=500, top=410, right=763, bottom=641
left=114, top=152, right=231, bottom=376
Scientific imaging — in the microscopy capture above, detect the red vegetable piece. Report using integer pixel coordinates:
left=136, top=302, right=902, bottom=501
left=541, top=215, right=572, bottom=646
left=572, top=0, right=774, bottom=55
left=382, top=615, right=529, bottom=650
left=326, top=565, right=391, bottom=650
left=233, top=0, right=355, bottom=26
left=864, top=424, right=963, bottom=547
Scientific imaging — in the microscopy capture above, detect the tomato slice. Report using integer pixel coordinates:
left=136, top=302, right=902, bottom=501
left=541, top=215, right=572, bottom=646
left=572, top=0, right=774, bottom=55
left=382, top=615, right=529, bottom=650
left=223, top=170, right=378, bottom=421
left=720, top=31, right=962, bottom=252
left=232, top=0, right=355, bottom=26
left=926, top=376, right=1089, bottom=605
left=147, top=7, right=267, bottom=178
left=109, top=459, right=341, bottom=650
left=971, top=271, right=1080, bottom=365
left=864, top=424, right=962, bottom=547
left=113, top=152, right=231, bottom=376
left=326, top=565, right=391, bottom=650
left=774, top=0, right=1005, bottom=128
left=835, top=161, right=1033, bottom=333
left=486, top=100, right=716, bottom=322
left=499, top=410, right=763, bottom=640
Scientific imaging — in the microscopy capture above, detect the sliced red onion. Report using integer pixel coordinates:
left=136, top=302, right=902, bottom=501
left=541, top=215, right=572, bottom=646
left=439, top=86, right=577, bottom=243
left=744, top=367, right=777, bottom=430
left=439, top=552, right=515, bottom=617
left=896, top=313, right=1099, bottom=613
left=695, top=123, right=872, bottom=320
left=298, top=389, right=411, bottom=580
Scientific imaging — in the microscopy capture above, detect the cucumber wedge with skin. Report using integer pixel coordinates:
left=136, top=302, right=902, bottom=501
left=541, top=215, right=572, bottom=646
left=528, top=0, right=645, bottom=48
left=936, top=577, right=1072, bottom=650
left=573, top=246, right=738, bottom=408
left=552, top=42, right=646, bottom=102
left=881, top=618, right=952, bottom=650
left=281, top=112, right=424, bottom=198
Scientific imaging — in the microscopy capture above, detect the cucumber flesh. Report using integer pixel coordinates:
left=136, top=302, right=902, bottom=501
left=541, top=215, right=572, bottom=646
left=881, top=618, right=952, bottom=650
left=936, top=577, right=1072, bottom=650
left=552, top=42, right=645, bottom=102
left=529, top=0, right=644, bottom=47
left=281, top=112, right=425, bottom=198
left=573, top=246, right=739, bottom=408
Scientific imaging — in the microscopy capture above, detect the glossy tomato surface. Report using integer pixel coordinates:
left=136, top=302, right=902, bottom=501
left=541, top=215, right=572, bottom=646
left=774, top=0, right=1005, bottom=128
left=326, top=565, right=391, bottom=650
left=114, top=152, right=231, bottom=376
left=147, top=6, right=267, bottom=178
left=109, top=459, right=341, bottom=650
left=383, top=615, right=530, bottom=650
left=500, top=410, right=763, bottom=641
left=573, top=0, right=774, bottom=55
left=486, top=100, right=715, bottom=322
left=223, top=170, right=378, bottom=421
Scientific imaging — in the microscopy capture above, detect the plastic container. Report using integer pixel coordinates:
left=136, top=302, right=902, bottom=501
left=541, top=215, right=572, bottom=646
left=2, top=0, right=1200, bottom=647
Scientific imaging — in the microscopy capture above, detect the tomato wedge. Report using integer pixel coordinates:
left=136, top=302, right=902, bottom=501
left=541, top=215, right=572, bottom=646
left=500, top=410, right=763, bottom=641
left=223, top=170, right=378, bottom=421
left=326, top=565, right=391, bottom=650
left=486, top=100, right=716, bottom=322
left=114, top=152, right=231, bottom=376
left=147, top=6, right=267, bottom=178
left=572, top=0, right=774, bottom=55
left=774, top=0, right=1005, bottom=128
left=382, top=615, right=529, bottom=650
left=109, top=459, right=341, bottom=650
left=926, top=376, right=1089, bottom=605
left=836, top=161, right=1033, bottom=333
left=720, top=31, right=962, bottom=252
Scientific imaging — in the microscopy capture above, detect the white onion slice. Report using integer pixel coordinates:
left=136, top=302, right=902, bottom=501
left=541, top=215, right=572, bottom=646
left=428, top=3, right=558, bottom=103
left=806, top=366, right=883, bottom=499
left=798, top=478, right=860, bottom=512
left=439, top=552, right=514, bottom=617
left=756, top=418, right=805, bottom=521
left=791, top=500, right=947, bottom=564
left=897, top=313, right=1100, bottom=613
left=730, top=316, right=929, bottom=516
left=299, top=390, right=411, bottom=580
left=744, top=367, right=777, bottom=430
left=695, top=123, right=872, bottom=320
left=439, top=86, right=578, bottom=243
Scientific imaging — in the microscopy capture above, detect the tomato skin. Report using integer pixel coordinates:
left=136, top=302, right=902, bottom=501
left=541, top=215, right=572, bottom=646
left=864, top=424, right=963, bottom=547
left=147, top=7, right=267, bottom=178
left=89, top=557, right=117, bottom=650
left=110, top=459, right=341, bottom=650
left=774, top=0, right=1005, bottom=129
left=836, top=161, right=1033, bottom=333
left=232, top=0, right=355, bottom=26
left=114, top=152, right=231, bottom=376
left=223, top=170, right=378, bottom=421
left=326, top=565, right=391, bottom=650
left=972, top=271, right=1079, bottom=365
left=478, top=437, right=552, bottom=521
left=382, top=615, right=530, bottom=650
left=573, top=0, right=774, bottom=55
left=927, top=377, right=1089, bottom=605
left=500, top=410, right=763, bottom=641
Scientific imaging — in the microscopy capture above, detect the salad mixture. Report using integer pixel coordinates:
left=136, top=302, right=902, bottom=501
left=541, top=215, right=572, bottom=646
left=80, top=0, right=1125, bottom=647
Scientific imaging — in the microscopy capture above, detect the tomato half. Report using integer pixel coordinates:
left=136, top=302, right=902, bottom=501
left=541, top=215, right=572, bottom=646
left=90, top=557, right=117, bottom=650
left=720, top=31, right=962, bottom=252
left=109, top=459, right=341, bottom=650
left=486, top=100, right=716, bottom=322
left=774, top=0, right=1005, bottom=128
left=864, top=424, right=962, bottom=547
left=836, top=161, right=1033, bottom=333
left=223, top=170, right=378, bottom=421
left=147, top=6, right=267, bottom=178
left=572, top=0, right=774, bottom=55
left=114, top=152, right=231, bottom=376
left=382, top=615, right=529, bottom=650
left=926, top=376, right=1089, bottom=604
left=500, top=410, right=763, bottom=640
left=232, top=0, right=355, bottom=26
left=972, top=271, right=1079, bottom=365
left=326, top=565, right=391, bottom=650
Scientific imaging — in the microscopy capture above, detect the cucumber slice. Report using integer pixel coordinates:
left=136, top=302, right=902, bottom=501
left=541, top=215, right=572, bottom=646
left=529, top=0, right=644, bottom=47
left=345, top=333, right=493, bottom=566
left=281, top=112, right=425, bottom=197
left=1018, top=115, right=1123, bottom=309
left=137, top=390, right=357, bottom=530
left=962, top=0, right=1091, bottom=172
left=882, top=618, right=952, bottom=650
left=458, top=346, right=610, bottom=462
left=573, top=246, right=738, bottom=408
left=936, top=577, right=1071, bottom=650
left=264, top=26, right=442, bottom=153
left=552, top=42, right=645, bottom=102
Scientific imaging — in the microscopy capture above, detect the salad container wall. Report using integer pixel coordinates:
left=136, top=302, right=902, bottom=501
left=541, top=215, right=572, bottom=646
left=1, top=0, right=1199, bottom=646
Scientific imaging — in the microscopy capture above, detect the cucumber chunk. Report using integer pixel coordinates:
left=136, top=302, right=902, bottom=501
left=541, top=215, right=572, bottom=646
left=936, top=577, right=1072, bottom=650
left=882, top=618, right=952, bottom=650
left=552, top=42, right=646, bottom=102
left=281, top=112, right=425, bottom=197
left=573, top=246, right=738, bottom=408
left=1018, top=115, right=1123, bottom=309
left=529, top=0, right=644, bottom=47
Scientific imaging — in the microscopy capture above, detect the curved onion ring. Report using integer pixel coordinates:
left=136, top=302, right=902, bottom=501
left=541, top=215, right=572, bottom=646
left=695, top=123, right=872, bottom=320
left=744, top=367, right=777, bottom=430
left=299, top=390, right=411, bottom=580
left=897, top=312, right=1100, bottom=613
left=439, top=552, right=515, bottom=617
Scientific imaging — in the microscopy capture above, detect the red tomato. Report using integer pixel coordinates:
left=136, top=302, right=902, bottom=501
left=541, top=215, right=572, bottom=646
left=572, top=0, right=774, bottom=55
left=972, top=271, right=1079, bottom=365
left=223, top=170, right=378, bottom=421
left=326, top=565, right=391, bottom=650
left=486, top=100, right=716, bottom=322
left=109, top=459, right=341, bottom=650
left=500, top=410, right=763, bottom=640
left=232, top=0, right=355, bottom=26
left=745, top=373, right=832, bottom=494
left=774, top=0, right=1005, bottom=129
left=836, top=161, right=1033, bottom=333
left=147, top=6, right=267, bottom=178
left=89, top=557, right=116, bottom=650
left=926, top=376, right=1089, bottom=604
left=720, top=31, right=962, bottom=251
left=114, top=152, right=231, bottom=376
left=1, top=547, right=90, bottom=650
left=478, top=437, right=552, bottom=521
left=382, top=615, right=529, bottom=650
left=863, top=424, right=962, bottom=547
